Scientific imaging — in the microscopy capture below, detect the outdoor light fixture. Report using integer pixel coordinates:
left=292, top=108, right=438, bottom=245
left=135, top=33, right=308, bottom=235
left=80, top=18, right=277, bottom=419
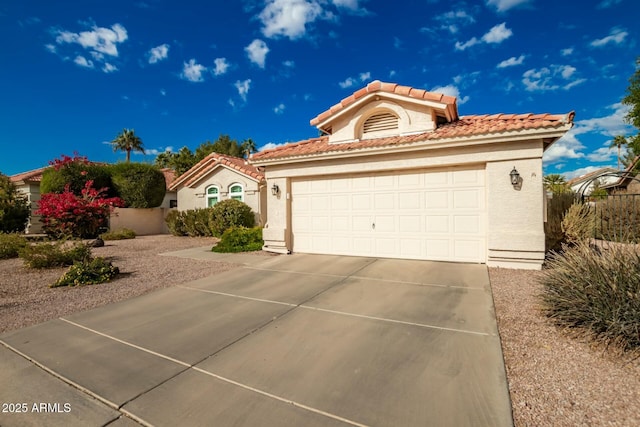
left=271, top=183, right=280, bottom=196
left=510, top=167, right=520, bottom=186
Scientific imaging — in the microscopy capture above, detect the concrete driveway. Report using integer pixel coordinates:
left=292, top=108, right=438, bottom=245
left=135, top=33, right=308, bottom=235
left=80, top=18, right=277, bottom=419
left=0, top=253, right=513, bottom=427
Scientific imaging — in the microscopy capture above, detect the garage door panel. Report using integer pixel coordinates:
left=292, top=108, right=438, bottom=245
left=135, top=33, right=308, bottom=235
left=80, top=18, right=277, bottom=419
left=399, top=215, right=421, bottom=233
left=352, top=194, right=371, bottom=210
left=453, top=190, right=481, bottom=209
left=398, top=192, right=421, bottom=209
left=374, top=193, right=395, bottom=210
left=425, top=191, right=449, bottom=209
left=292, top=167, right=486, bottom=263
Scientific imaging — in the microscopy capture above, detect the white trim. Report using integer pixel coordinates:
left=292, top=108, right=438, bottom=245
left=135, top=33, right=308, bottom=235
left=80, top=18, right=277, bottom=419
left=206, top=185, right=220, bottom=207
left=229, top=182, right=244, bottom=202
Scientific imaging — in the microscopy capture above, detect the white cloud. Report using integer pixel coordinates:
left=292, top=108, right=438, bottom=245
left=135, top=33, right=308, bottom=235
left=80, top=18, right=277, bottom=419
left=45, top=44, right=56, bottom=53
left=102, top=63, right=118, bottom=73
left=245, top=39, right=269, bottom=68
left=543, top=103, right=635, bottom=165
left=213, top=57, right=230, bottom=76
left=486, top=0, right=532, bottom=12
left=561, top=47, right=574, bottom=56
left=74, top=55, right=94, bottom=68
left=235, top=79, right=252, bottom=101
left=430, top=84, right=469, bottom=104
left=482, top=22, right=512, bottom=43
left=148, top=44, right=169, bottom=64
left=257, top=0, right=368, bottom=40
left=274, top=103, right=286, bottom=114
left=338, top=71, right=370, bottom=89
left=160, top=89, right=166, bottom=96
left=590, top=27, right=628, bottom=47
left=522, top=65, right=586, bottom=91
left=433, top=9, right=475, bottom=34
left=260, top=142, right=288, bottom=151
left=55, top=23, right=128, bottom=57
left=543, top=132, right=585, bottom=163
left=586, top=144, right=618, bottom=162
left=259, top=0, right=324, bottom=39
left=283, top=60, right=295, bottom=68
left=455, top=22, right=512, bottom=51
left=180, top=59, right=207, bottom=82
left=497, top=54, right=525, bottom=68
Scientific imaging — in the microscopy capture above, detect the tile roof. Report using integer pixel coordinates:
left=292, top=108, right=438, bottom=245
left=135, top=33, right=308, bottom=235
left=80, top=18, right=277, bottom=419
left=169, top=152, right=265, bottom=190
left=310, top=80, right=458, bottom=126
left=566, top=167, right=617, bottom=186
left=9, top=167, right=48, bottom=183
left=253, top=112, right=575, bottom=162
left=161, top=168, right=177, bottom=190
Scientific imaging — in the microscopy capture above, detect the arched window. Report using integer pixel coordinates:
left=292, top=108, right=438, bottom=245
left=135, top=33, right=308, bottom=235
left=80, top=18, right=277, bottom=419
left=206, top=185, right=219, bottom=207
left=362, top=111, right=399, bottom=135
left=229, top=183, right=244, bottom=202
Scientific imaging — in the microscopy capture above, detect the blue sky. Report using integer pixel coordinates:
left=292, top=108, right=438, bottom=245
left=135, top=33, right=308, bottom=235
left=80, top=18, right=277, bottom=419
left=1, top=0, right=638, bottom=178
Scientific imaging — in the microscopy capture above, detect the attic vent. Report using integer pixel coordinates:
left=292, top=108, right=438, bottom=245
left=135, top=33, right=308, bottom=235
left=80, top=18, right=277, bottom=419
left=363, top=112, right=398, bottom=134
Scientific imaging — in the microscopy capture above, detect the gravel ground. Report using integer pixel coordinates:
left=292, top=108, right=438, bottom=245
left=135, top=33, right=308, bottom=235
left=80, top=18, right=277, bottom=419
left=490, top=267, right=640, bottom=427
left=0, top=235, right=244, bottom=333
left=1, top=237, right=639, bottom=425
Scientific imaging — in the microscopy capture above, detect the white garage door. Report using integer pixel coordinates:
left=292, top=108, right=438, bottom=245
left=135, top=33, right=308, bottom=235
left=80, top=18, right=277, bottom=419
left=291, top=167, right=486, bottom=263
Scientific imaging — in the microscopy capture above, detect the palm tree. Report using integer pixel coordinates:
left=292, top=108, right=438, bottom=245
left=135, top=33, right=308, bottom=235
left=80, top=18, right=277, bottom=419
left=543, top=174, right=568, bottom=194
left=241, top=138, right=257, bottom=158
left=609, top=135, right=627, bottom=170
left=111, top=128, right=145, bottom=162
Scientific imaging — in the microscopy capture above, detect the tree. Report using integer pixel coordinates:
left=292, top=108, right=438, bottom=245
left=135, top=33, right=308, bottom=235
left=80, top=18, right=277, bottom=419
left=616, top=57, right=640, bottom=169
left=0, top=172, right=30, bottom=233
left=610, top=135, right=626, bottom=170
left=154, top=135, right=252, bottom=176
left=241, top=138, right=257, bottom=158
left=543, top=174, right=569, bottom=194
left=111, top=129, right=145, bottom=162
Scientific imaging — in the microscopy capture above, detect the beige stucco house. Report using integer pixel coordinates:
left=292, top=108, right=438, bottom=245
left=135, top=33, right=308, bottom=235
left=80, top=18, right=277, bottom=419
left=251, top=80, right=574, bottom=270
left=169, top=153, right=266, bottom=225
left=10, top=167, right=46, bottom=234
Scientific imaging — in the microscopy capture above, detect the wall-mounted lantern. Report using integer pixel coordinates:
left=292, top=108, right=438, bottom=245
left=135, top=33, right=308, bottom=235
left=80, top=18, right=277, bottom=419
left=271, top=183, right=280, bottom=196
left=510, top=167, right=520, bottom=187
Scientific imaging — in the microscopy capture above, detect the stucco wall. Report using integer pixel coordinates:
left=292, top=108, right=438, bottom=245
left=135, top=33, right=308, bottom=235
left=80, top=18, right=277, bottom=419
left=175, top=166, right=263, bottom=223
left=110, top=208, right=172, bottom=235
left=261, top=138, right=548, bottom=269
left=328, top=99, right=435, bottom=143
left=16, top=183, right=43, bottom=234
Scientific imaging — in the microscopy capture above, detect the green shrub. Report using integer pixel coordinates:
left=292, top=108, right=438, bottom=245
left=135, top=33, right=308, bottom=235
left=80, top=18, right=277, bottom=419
left=0, top=233, right=27, bottom=259
left=183, top=208, right=213, bottom=237
left=212, top=227, right=263, bottom=253
left=545, top=192, right=577, bottom=252
left=100, top=228, right=136, bottom=240
left=561, top=202, right=595, bottom=244
left=0, top=172, right=30, bottom=233
left=20, top=241, right=91, bottom=269
left=109, top=163, right=166, bottom=208
left=41, top=160, right=114, bottom=197
left=540, top=241, right=640, bottom=351
left=209, top=199, right=255, bottom=237
left=165, top=210, right=186, bottom=236
left=52, top=257, right=119, bottom=288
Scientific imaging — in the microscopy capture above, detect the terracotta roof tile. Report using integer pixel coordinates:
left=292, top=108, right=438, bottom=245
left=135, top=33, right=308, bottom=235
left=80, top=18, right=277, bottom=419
left=169, top=153, right=265, bottom=190
left=10, top=167, right=47, bottom=183
left=309, top=80, right=458, bottom=126
left=253, top=112, right=575, bottom=162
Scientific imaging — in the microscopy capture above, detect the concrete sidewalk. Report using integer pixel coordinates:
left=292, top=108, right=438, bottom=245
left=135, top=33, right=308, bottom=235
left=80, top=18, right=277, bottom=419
left=0, top=254, right=513, bottom=427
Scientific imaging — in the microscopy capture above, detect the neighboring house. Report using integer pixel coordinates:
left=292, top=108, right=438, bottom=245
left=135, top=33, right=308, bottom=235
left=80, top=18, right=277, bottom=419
left=251, top=80, right=574, bottom=270
left=169, top=153, right=266, bottom=225
left=567, top=167, right=619, bottom=196
left=10, top=167, right=47, bottom=234
left=602, top=156, right=640, bottom=194
left=10, top=166, right=178, bottom=234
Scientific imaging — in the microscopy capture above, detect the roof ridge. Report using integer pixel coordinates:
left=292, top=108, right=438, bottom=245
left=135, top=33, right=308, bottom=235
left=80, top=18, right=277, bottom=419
left=310, top=81, right=459, bottom=127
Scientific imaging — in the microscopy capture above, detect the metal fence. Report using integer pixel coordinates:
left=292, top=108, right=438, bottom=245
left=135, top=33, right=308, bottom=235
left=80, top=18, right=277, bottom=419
left=589, top=193, right=640, bottom=243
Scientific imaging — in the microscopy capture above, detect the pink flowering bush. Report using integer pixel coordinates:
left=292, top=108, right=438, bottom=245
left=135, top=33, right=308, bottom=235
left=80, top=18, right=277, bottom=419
left=37, top=180, right=124, bottom=238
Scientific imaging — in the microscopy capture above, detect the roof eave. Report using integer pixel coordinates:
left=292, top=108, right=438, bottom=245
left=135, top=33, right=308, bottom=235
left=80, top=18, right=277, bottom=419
left=252, top=126, right=571, bottom=166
